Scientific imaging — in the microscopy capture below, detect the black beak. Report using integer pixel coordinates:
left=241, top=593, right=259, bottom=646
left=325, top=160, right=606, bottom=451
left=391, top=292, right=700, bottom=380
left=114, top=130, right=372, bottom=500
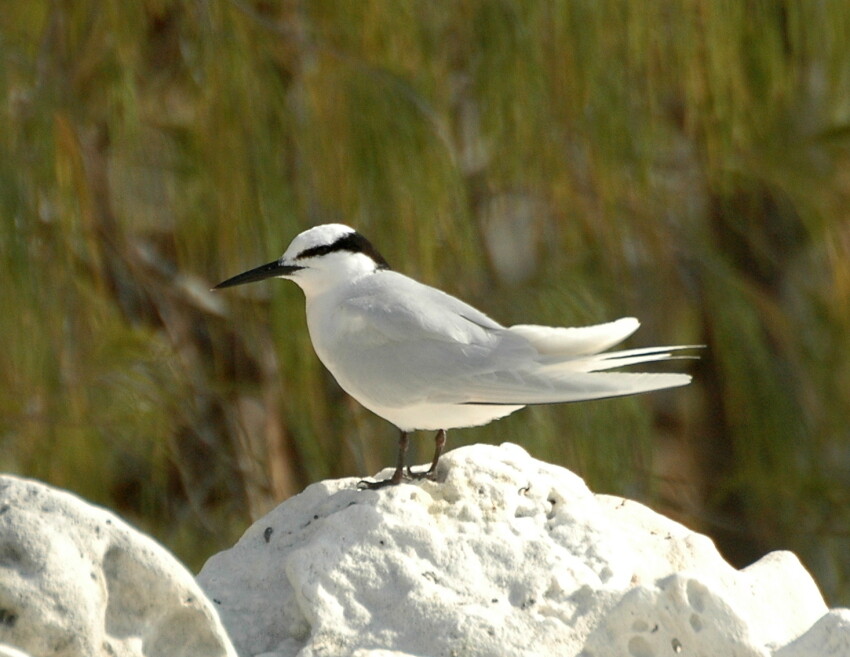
left=213, top=260, right=303, bottom=290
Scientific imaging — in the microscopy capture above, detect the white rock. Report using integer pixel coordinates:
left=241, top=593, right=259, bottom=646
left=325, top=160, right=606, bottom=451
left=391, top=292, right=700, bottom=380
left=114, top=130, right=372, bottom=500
left=0, top=644, right=32, bottom=657
left=197, top=443, right=847, bottom=657
left=775, top=609, right=850, bottom=657
left=0, top=475, right=236, bottom=657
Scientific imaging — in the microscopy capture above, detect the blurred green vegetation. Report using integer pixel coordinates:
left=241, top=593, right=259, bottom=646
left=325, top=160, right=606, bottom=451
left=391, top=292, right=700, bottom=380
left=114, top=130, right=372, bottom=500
left=2, top=1, right=850, bottom=603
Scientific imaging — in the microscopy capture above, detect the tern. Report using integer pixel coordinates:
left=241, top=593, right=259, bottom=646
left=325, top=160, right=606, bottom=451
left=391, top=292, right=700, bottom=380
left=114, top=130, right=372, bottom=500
left=215, top=224, right=696, bottom=488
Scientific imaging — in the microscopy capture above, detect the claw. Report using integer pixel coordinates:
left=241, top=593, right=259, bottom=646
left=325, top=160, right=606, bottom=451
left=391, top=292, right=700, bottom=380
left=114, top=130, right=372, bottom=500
left=405, top=465, right=437, bottom=481
left=358, top=477, right=398, bottom=490
left=358, top=463, right=405, bottom=490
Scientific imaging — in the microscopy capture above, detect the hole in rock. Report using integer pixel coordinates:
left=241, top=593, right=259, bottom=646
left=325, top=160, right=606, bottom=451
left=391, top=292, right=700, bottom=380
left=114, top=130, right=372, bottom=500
left=689, top=613, right=702, bottom=632
left=627, top=636, right=654, bottom=657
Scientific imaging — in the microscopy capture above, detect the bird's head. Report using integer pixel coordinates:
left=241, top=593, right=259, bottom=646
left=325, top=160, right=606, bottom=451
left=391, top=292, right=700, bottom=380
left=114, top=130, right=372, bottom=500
left=213, top=224, right=390, bottom=297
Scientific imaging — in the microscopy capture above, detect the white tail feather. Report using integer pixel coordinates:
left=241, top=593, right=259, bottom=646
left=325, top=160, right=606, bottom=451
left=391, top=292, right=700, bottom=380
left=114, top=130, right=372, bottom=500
left=451, top=370, right=693, bottom=405
left=508, top=317, right=640, bottom=357
left=543, top=345, right=702, bottom=373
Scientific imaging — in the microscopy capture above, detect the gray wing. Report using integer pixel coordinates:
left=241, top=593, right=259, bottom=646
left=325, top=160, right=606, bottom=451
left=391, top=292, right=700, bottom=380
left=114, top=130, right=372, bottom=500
left=326, top=272, right=692, bottom=408
left=323, top=272, right=536, bottom=406
left=431, top=369, right=692, bottom=405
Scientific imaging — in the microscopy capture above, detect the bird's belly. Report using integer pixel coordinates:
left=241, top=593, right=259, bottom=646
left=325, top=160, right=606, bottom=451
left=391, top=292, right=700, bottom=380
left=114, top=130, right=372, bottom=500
left=311, top=352, right=522, bottom=431
left=305, top=297, right=523, bottom=430
left=357, top=399, right=524, bottom=432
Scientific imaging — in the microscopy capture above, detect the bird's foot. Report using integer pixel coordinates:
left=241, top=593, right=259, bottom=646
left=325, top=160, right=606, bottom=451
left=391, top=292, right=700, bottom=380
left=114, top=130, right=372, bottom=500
left=357, top=466, right=405, bottom=490
left=357, top=477, right=397, bottom=490
left=357, top=465, right=438, bottom=489
left=405, top=465, right=438, bottom=481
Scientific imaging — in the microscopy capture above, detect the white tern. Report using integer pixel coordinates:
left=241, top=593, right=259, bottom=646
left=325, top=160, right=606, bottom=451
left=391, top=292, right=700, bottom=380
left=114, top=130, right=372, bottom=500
left=214, top=223, right=696, bottom=488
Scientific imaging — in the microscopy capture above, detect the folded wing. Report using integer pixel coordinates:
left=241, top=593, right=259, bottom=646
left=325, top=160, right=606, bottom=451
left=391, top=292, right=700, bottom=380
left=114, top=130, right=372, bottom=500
left=430, top=319, right=698, bottom=405
left=333, top=275, right=697, bottom=408
left=439, top=369, right=692, bottom=405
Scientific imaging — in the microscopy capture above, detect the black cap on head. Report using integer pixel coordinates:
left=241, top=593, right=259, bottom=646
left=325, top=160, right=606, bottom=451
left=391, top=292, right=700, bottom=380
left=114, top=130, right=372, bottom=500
left=295, top=231, right=390, bottom=270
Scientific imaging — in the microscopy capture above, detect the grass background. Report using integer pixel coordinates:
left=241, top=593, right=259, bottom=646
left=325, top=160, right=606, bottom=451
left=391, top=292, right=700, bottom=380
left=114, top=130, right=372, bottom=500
left=3, top=1, right=850, bottom=604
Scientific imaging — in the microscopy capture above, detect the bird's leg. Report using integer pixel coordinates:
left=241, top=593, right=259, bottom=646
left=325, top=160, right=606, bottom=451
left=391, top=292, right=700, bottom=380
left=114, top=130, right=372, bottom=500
left=406, top=429, right=446, bottom=481
left=358, top=431, right=409, bottom=490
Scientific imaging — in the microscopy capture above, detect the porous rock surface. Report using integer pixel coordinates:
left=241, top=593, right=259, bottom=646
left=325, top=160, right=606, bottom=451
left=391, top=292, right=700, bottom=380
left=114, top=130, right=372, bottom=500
left=198, top=443, right=849, bottom=657
left=0, top=475, right=236, bottom=657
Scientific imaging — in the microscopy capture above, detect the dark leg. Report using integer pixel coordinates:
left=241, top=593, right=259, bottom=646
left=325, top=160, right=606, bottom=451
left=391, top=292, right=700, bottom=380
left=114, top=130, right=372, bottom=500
left=407, top=429, right=446, bottom=481
left=358, top=431, right=409, bottom=489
